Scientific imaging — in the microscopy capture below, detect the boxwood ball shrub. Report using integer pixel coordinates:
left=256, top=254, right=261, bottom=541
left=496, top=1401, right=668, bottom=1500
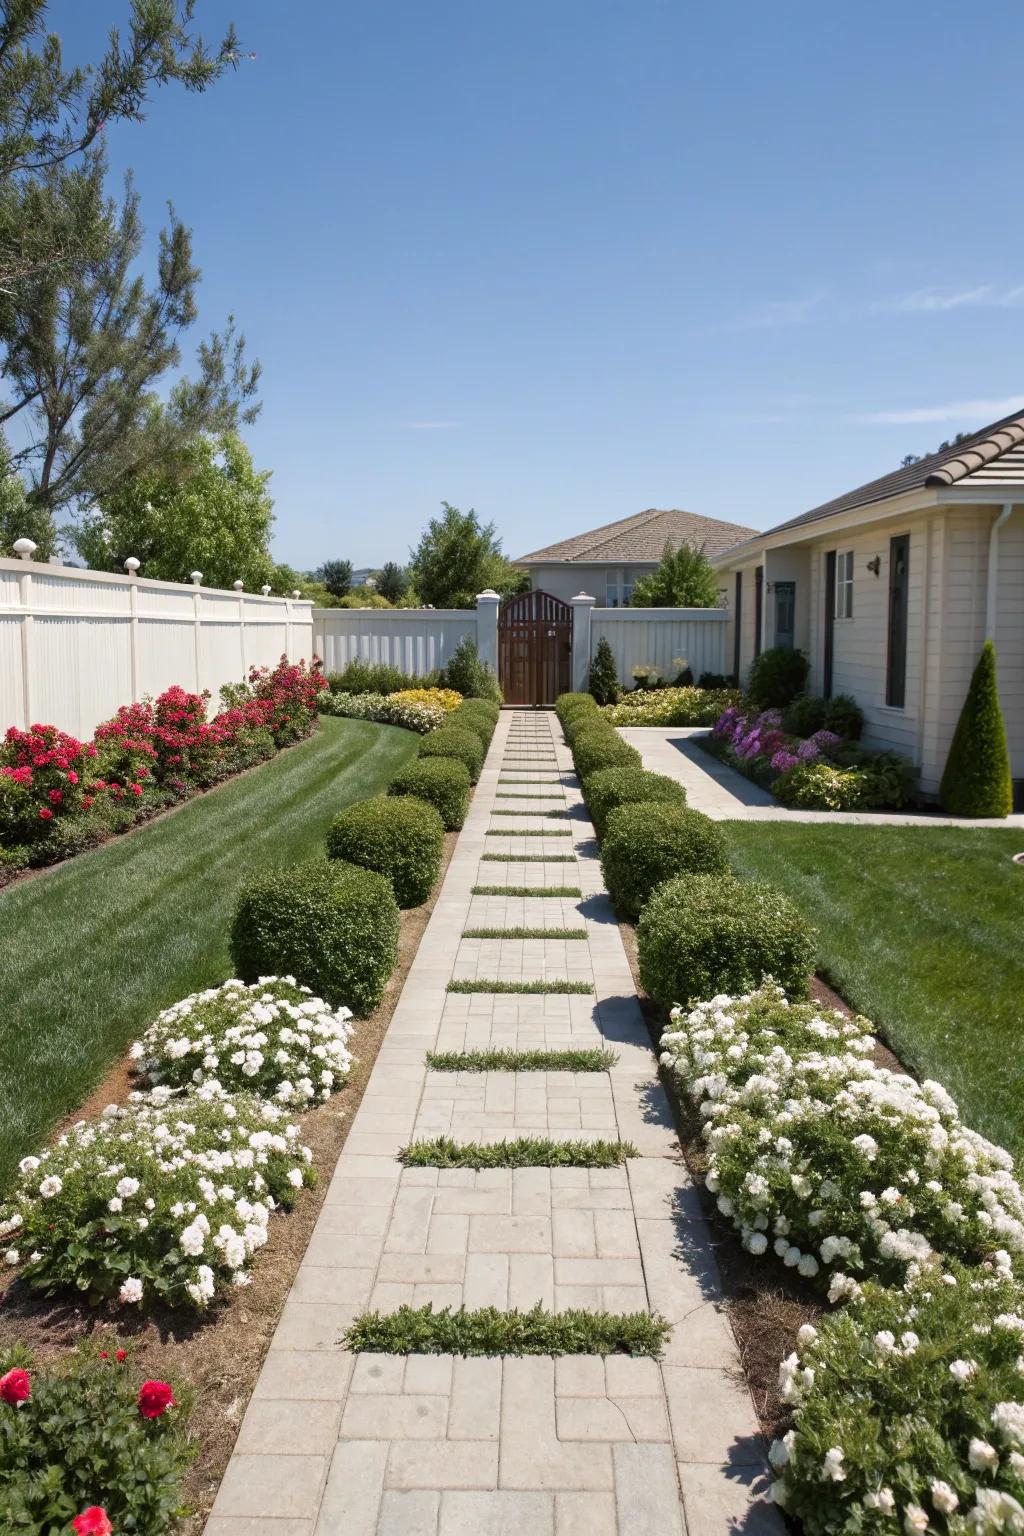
left=600, top=802, right=727, bottom=919
left=389, top=756, right=470, bottom=831
left=585, top=766, right=686, bottom=838
left=563, top=713, right=608, bottom=750
left=572, top=729, right=642, bottom=784
left=132, top=977, right=354, bottom=1104
left=769, top=1260, right=1024, bottom=1536
left=327, top=794, right=444, bottom=908
left=231, top=858, right=399, bottom=1015
left=456, top=696, right=500, bottom=727
left=418, top=724, right=484, bottom=782
left=451, top=700, right=496, bottom=749
left=555, top=692, right=598, bottom=728
left=0, top=1086, right=314, bottom=1310
left=637, top=871, right=815, bottom=1007
left=0, top=1349, right=193, bottom=1535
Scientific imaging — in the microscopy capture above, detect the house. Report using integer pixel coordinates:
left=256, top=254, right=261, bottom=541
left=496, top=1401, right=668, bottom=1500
left=515, top=508, right=758, bottom=607
left=712, top=408, right=1024, bottom=799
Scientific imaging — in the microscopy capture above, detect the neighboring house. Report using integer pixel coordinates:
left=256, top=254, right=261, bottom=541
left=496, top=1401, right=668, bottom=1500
left=515, top=508, right=758, bottom=607
left=713, top=408, right=1024, bottom=798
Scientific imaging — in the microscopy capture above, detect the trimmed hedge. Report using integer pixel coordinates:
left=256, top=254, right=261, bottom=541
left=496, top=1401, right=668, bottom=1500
left=230, top=858, right=399, bottom=1016
left=418, top=724, right=484, bottom=782
left=585, top=766, right=686, bottom=838
left=637, top=872, right=815, bottom=1007
left=327, top=794, right=444, bottom=907
left=571, top=728, right=642, bottom=784
left=563, top=713, right=607, bottom=751
left=451, top=699, right=497, bottom=749
left=555, top=693, right=598, bottom=728
left=389, top=756, right=470, bottom=830
left=600, top=802, right=727, bottom=919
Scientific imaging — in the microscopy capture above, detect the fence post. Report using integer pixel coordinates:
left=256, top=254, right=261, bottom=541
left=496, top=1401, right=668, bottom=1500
left=190, top=572, right=203, bottom=690
left=233, top=580, right=246, bottom=676
left=124, top=558, right=141, bottom=702
left=14, top=542, right=37, bottom=728
left=570, top=592, right=596, bottom=692
left=475, top=589, right=500, bottom=676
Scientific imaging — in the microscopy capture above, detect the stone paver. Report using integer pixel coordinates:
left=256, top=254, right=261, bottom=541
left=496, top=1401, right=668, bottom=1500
left=620, top=725, right=1024, bottom=826
left=207, top=710, right=778, bottom=1536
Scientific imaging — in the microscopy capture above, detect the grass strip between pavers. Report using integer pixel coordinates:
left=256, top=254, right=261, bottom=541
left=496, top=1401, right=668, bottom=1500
left=490, top=808, right=569, bottom=818
left=344, top=1304, right=670, bottom=1358
left=484, top=828, right=572, bottom=837
left=446, top=978, right=593, bottom=994
left=479, top=853, right=577, bottom=862
left=471, top=884, right=581, bottom=896
left=426, top=1047, right=618, bottom=1072
left=399, top=1134, right=633, bottom=1167
left=461, top=926, right=588, bottom=939
left=495, top=792, right=566, bottom=800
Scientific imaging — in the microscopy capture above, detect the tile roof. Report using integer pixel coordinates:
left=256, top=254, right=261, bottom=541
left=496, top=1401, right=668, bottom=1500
left=763, top=406, right=1024, bottom=538
left=515, top=508, right=759, bottom=565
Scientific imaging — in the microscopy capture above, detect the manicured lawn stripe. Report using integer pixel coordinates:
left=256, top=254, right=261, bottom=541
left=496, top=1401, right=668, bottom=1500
left=446, top=979, right=593, bottom=994
left=461, top=926, right=588, bottom=939
left=426, top=1048, right=617, bottom=1072
left=471, top=884, right=581, bottom=896
left=344, top=1304, right=670, bottom=1358
left=724, top=822, right=1024, bottom=1158
left=400, top=1135, right=632, bottom=1167
left=0, top=717, right=418, bottom=1188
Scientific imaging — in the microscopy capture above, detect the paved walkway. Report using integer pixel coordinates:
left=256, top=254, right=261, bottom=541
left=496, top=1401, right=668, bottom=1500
left=619, top=726, right=1024, bottom=828
left=207, top=710, right=777, bottom=1536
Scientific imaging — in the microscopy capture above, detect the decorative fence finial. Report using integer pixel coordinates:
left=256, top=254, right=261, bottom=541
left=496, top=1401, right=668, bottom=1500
left=260, top=584, right=271, bottom=596
left=233, top=579, right=244, bottom=591
left=124, top=557, right=140, bottom=576
left=190, top=571, right=203, bottom=586
left=13, top=538, right=37, bottom=562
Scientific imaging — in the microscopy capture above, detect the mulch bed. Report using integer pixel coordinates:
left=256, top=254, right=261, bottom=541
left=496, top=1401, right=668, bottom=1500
left=0, top=829, right=458, bottom=1534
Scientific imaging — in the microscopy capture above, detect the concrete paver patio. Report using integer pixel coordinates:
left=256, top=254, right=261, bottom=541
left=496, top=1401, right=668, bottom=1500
left=206, top=710, right=779, bottom=1536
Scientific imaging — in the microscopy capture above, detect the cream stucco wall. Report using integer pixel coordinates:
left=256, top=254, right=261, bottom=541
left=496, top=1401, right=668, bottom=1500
left=522, top=563, right=657, bottom=606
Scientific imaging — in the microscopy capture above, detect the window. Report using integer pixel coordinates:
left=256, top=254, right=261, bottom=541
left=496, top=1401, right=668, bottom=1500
left=605, top=574, right=619, bottom=607
left=622, top=577, right=635, bottom=606
left=774, top=581, right=795, bottom=649
left=834, top=550, right=854, bottom=619
left=886, top=535, right=910, bottom=708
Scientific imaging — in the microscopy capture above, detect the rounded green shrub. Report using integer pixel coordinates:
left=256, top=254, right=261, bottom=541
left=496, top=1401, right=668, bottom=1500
left=451, top=700, right=496, bottom=749
left=563, top=713, right=607, bottom=750
left=572, top=728, right=642, bottom=784
left=389, top=756, right=470, bottom=830
left=637, top=872, right=815, bottom=1008
left=781, top=693, right=828, bottom=736
left=327, top=794, right=444, bottom=907
left=230, top=858, right=399, bottom=1015
left=746, top=645, right=810, bottom=709
left=418, top=724, right=484, bottom=782
left=600, top=802, right=726, bottom=918
left=555, top=692, right=598, bottom=728
left=939, top=640, right=1013, bottom=818
left=585, top=766, right=687, bottom=838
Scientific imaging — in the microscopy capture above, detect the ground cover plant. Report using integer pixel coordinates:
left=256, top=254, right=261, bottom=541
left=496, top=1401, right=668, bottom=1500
left=327, top=793, right=444, bottom=907
left=345, top=1303, right=670, bottom=1358
left=0, top=1086, right=314, bottom=1310
left=637, top=872, right=815, bottom=1007
left=0, top=1347, right=192, bottom=1535
left=660, top=981, right=1024, bottom=1294
left=724, top=821, right=1024, bottom=1157
left=0, top=715, right=414, bottom=1188
left=388, top=755, right=470, bottom=830
left=601, top=685, right=740, bottom=727
left=0, top=658, right=326, bottom=880
left=231, top=857, right=399, bottom=1015
left=399, top=1135, right=633, bottom=1168
left=770, top=1259, right=1024, bottom=1536
left=426, top=1048, right=617, bottom=1072
left=131, top=977, right=354, bottom=1105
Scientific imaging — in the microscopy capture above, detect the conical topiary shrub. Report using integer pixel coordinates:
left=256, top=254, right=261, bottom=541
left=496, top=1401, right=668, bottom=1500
left=588, top=637, right=620, bottom=704
left=939, top=640, right=1013, bottom=818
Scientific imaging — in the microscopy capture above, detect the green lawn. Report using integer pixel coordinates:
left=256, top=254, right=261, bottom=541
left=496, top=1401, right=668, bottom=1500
left=724, top=822, right=1024, bottom=1159
left=0, top=717, right=417, bottom=1187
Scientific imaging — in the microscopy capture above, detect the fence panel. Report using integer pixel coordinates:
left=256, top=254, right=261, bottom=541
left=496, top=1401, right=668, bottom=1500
left=589, top=608, right=729, bottom=686
left=313, top=608, right=478, bottom=677
left=0, top=557, right=313, bottom=739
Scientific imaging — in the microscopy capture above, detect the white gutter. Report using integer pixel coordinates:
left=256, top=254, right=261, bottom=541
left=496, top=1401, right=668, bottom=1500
left=985, top=502, right=1014, bottom=641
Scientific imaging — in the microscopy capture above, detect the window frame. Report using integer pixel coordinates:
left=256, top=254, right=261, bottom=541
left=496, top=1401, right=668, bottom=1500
left=834, top=549, right=854, bottom=620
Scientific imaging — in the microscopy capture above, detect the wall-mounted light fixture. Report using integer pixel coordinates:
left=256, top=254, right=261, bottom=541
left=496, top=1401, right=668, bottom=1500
left=866, top=555, right=881, bottom=577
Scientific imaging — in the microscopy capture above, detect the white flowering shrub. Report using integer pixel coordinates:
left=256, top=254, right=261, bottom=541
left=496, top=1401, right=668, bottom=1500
left=319, top=691, right=445, bottom=734
left=771, top=1259, right=1024, bottom=1535
left=0, top=1086, right=314, bottom=1310
left=660, top=983, right=1024, bottom=1293
left=131, top=977, right=354, bottom=1105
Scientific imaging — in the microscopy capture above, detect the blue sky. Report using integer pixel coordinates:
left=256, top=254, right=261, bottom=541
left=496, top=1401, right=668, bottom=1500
left=51, top=1, right=1024, bottom=569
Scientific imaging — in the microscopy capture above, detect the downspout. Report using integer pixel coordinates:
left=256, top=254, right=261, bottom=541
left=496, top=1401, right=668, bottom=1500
left=986, top=502, right=1014, bottom=642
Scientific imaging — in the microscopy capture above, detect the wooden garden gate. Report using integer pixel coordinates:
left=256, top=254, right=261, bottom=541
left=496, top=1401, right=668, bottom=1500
left=498, top=590, right=572, bottom=706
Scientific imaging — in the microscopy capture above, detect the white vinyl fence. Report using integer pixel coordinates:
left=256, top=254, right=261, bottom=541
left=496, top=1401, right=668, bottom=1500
left=313, top=595, right=499, bottom=678
left=579, top=603, right=729, bottom=688
left=0, top=556, right=314, bottom=740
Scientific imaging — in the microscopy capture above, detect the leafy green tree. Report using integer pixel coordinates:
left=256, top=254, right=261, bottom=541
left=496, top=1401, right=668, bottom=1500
left=269, top=562, right=302, bottom=596
left=630, top=541, right=720, bottom=608
left=0, top=428, right=49, bottom=555
left=73, top=432, right=274, bottom=589
left=939, top=641, right=1013, bottom=818
left=375, top=560, right=408, bottom=602
left=316, top=558, right=353, bottom=597
left=409, top=502, right=523, bottom=608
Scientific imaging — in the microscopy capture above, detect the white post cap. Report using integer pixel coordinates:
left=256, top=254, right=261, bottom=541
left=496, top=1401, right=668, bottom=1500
left=233, top=579, right=244, bottom=591
left=124, top=556, right=141, bottom=575
left=190, top=570, right=203, bottom=586
left=291, top=589, right=301, bottom=599
left=572, top=590, right=597, bottom=604
left=475, top=588, right=501, bottom=604
left=13, top=538, right=37, bottom=561
left=261, top=584, right=272, bottom=596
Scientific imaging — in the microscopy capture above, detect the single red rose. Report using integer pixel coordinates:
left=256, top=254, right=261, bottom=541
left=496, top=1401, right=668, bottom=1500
left=137, top=1379, right=175, bottom=1418
left=115, top=1349, right=127, bottom=1363
left=0, top=1367, right=31, bottom=1404
left=71, top=1509, right=113, bottom=1536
